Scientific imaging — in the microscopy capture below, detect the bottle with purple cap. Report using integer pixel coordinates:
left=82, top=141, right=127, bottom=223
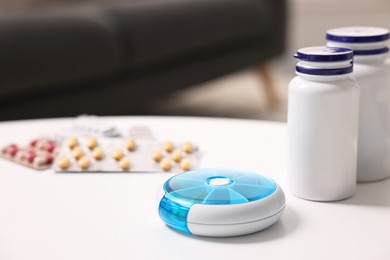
left=288, top=46, right=359, bottom=201
left=327, top=27, right=390, bottom=182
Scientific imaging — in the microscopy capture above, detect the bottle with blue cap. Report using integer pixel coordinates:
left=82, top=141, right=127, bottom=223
left=327, top=26, right=390, bottom=182
left=288, top=46, right=359, bottom=201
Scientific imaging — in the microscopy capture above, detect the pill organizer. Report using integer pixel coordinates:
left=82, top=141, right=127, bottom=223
left=158, top=168, right=285, bottom=237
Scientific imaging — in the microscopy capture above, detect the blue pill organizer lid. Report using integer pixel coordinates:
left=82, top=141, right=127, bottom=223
left=163, top=168, right=277, bottom=205
left=294, top=46, right=353, bottom=62
left=327, top=26, right=390, bottom=43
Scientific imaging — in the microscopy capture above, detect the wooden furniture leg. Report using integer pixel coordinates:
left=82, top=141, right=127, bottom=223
left=257, top=64, right=280, bottom=108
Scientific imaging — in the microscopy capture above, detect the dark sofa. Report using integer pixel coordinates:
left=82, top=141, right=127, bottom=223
left=0, top=0, right=286, bottom=120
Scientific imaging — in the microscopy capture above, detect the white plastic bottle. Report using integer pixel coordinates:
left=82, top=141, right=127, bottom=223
left=327, top=26, right=390, bottom=182
left=288, top=46, right=359, bottom=201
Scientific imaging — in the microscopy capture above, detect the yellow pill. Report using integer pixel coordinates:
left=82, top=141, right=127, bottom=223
left=87, top=137, right=97, bottom=150
left=119, top=157, right=131, bottom=170
left=183, top=141, right=193, bottom=153
left=164, top=140, right=174, bottom=153
left=72, top=147, right=84, bottom=160
left=57, top=157, right=71, bottom=170
left=126, top=138, right=137, bottom=152
left=78, top=156, right=90, bottom=169
left=67, top=136, right=78, bottom=149
left=180, top=158, right=192, bottom=171
left=152, top=149, right=163, bottom=162
left=92, top=147, right=104, bottom=160
left=172, top=149, right=183, bottom=163
left=160, top=158, right=172, bottom=171
left=112, top=148, right=123, bottom=161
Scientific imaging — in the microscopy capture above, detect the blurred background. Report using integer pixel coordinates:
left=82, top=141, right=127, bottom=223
left=155, top=0, right=390, bottom=122
left=0, top=0, right=389, bottom=122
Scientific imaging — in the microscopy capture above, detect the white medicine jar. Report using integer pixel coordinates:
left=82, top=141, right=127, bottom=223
left=288, top=46, right=359, bottom=201
left=327, top=27, right=390, bottom=182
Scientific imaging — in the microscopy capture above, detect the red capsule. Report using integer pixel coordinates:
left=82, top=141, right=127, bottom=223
left=45, top=155, right=54, bottom=164
left=45, top=142, right=56, bottom=153
left=30, top=139, right=38, bottom=147
left=25, top=151, right=37, bottom=164
left=6, top=145, right=19, bottom=157
left=47, top=140, right=56, bottom=146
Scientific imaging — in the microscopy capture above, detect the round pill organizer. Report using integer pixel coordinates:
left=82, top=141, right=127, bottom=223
left=158, top=168, right=285, bottom=237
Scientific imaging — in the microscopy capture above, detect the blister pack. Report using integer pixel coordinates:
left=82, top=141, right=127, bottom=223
left=54, top=136, right=201, bottom=173
left=1, top=138, right=59, bottom=170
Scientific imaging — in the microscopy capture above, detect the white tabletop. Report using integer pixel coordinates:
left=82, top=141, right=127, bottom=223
left=0, top=116, right=389, bottom=260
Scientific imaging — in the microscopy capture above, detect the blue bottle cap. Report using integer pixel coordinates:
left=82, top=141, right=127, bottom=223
left=327, top=27, right=390, bottom=43
left=296, top=65, right=353, bottom=76
left=353, top=47, right=389, bottom=55
left=294, top=46, right=353, bottom=62
left=163, top=168, right=277, bottom=205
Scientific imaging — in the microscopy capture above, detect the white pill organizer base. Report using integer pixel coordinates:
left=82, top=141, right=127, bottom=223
left=158, top=168, right=286, bottom=237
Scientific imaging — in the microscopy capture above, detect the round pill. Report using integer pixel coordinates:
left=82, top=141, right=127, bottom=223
left=172, top=149, right=183, bottom=163
left=126, top=138, right=137, bottom=152
left=183, top=141, right=193, bottom=153
left=152, top=150, right=163, bottom=162
left=67, top=136, right=78, bottom=149
left=72, top=147, right=84, bottom=160
left=180, top=158, right=192, bottom=171
left=92, top=147, right=104, bottom=160
left=58, top=157, right=71, bottom=170
left=164, top=140, right=174, bottom=153
left=87, top=137, right=97, bottom=150
left=78, top=156, right=90, bottom=169
left=119, top=157, right=131, bottom=170
left=160, top=158, right=172, bottom=171
left=112, top=148, right=123, bottom=161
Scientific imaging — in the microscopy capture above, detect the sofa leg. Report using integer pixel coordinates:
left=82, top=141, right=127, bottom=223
left=256, top=64, right=280, bottom=108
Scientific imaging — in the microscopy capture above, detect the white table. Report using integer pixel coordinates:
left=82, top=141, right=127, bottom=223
left=0, top=116, right=389, bottom=260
